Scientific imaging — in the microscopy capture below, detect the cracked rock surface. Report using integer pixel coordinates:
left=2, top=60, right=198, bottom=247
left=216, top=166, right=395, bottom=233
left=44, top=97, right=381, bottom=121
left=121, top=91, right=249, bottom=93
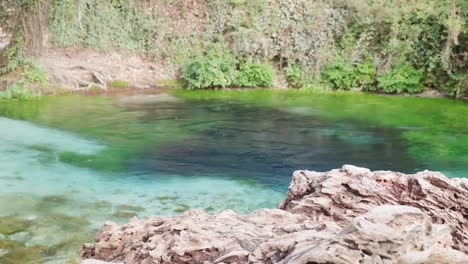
left=81, top=165, right=468, bottom=264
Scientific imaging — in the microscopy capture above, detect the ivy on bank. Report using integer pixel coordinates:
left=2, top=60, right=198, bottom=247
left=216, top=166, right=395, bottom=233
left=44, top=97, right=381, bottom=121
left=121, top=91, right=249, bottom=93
left=0, top=34, right=47, bottom=100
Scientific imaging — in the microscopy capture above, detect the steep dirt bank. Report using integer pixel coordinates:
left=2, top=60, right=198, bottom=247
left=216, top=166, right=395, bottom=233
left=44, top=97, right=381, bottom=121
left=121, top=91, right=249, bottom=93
left=38, top=47, right=172, bottom=90
left=81, top=165, right=468, bottom=264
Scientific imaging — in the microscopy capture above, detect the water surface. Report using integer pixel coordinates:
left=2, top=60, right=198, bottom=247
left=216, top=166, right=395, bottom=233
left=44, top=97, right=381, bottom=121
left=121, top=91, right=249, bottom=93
left=0, top=91, right=467, bottom=263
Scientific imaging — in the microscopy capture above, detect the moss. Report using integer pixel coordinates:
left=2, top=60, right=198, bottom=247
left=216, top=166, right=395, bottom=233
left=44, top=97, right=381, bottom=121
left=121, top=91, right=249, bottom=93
left=111, top=211, right=137, bottom=219
left=91, top=200, right=113, bottom=210
left=115, top=204, right=145, bottom=212
left=204, top=206, right=215, bottom=213
left=229, top=0, right=247, bottom=5
left=156, top=195, right=179, bottom=201
left=0, top=241, right=48, bottom=264
left=35, top=195, right=70, bottom=212
left=42, top=214, right=90, bottom=232
left=41, top=195, right=69, bottom=204
left=66, top=258, right=81, bottom=264
left=0, top=239, right=22, bottom=250
left=237, top=178, right=259, bottom=186
left=88, top=85, right=102, bottom=91
left=155, top=79, right=181, bottom=88
left=108, top=80, right=129, bottom=88
left=173, top=203, right=190, bottom=213
left=0, top=216, right=32, bottom=235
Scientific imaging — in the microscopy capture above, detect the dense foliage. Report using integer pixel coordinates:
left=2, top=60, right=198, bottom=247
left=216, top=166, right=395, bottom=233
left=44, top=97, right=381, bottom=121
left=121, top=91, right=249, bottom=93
left=321, top=59, right=377, bottom=91
left=1, top=0, right=467, bottom=97
left=321, top=59, right=425, bottom=94
left=0, top=32, right=47, bottom=100
left=333, top=0, right=467, bottom=97
left=181, top=52, right=238, bottom=89
left=181, top=51, right=273, bottom=89
left=234, top=63, right=274, bottom=88
left=377, top=64, right=424, bottom=94
left=321, top=59, right=356, bottom=90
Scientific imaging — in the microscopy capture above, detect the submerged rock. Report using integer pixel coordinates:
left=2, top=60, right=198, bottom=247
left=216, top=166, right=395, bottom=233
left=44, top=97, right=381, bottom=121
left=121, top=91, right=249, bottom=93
left=0, top=239, right=48, bottom=264
left=81, top=165, right=468, bottom=264
left=0, top=216, right=32, bottom=235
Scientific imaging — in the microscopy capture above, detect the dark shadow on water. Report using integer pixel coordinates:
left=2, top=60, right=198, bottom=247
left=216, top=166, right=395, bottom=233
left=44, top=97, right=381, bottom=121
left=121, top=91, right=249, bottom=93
left=126, top=101, right=424, bottom=190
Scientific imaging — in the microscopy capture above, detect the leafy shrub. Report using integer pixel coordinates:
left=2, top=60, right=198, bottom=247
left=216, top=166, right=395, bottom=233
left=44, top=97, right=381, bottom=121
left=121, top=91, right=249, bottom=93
left=181, top=52, right=237, bottom=89
left=284, top=64, right=303, bottom=88
left=354, top=61, right=376, bottom=91
left=0, top=83, right=35, bottom=100
left=40, top=0, right=466, bottom=96
left=377, top=64, right=424, bottom=94
left=181, top=52, right=274, bottom=89
left=321, top=59, right=356, bottom=90
left=23, top=63, right=48, bottom=85
left=442, top=73, right=467, bottom=98
left=0, top=63, right=47, bottom=100
left=322, top=59, right=376, bottom=90
left=233, top=62, right=273, bottom=87
left=0, top=35, right=29, bottom=74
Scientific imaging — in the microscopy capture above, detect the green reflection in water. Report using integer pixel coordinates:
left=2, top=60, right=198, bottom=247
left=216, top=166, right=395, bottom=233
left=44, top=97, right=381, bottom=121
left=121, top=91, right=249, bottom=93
left=174, top=89, right=468, bottom=176
left=0, top=90, right=467, bottom=263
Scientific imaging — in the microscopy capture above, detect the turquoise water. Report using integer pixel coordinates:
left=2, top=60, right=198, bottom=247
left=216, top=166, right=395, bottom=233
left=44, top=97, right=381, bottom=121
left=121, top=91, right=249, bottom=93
left=0, top=92, right=467, bottom=263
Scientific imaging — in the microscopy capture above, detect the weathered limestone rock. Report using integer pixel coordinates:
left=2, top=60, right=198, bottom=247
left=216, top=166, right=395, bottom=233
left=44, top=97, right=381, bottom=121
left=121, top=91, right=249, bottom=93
left=81, top=165, right=468, bottom=264
left=81, top=260, right=123, bottom=264
left=281, top=165, right=468, bottom=251
left=280, top=205, right=467, bottom=264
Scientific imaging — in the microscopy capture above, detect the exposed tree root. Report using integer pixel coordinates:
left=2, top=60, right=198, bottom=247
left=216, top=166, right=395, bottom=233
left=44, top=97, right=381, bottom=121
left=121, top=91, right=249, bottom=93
left=38, top=47, right=171, bottom=91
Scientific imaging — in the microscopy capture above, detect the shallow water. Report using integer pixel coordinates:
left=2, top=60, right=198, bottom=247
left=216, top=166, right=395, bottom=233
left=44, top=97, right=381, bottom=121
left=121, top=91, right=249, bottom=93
left=0, top=92, right=467, bottom=263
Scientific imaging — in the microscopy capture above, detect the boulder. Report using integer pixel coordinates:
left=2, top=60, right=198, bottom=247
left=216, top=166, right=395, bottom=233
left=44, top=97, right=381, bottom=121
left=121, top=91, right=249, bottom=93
left=81, top=165, right=468, bottom=264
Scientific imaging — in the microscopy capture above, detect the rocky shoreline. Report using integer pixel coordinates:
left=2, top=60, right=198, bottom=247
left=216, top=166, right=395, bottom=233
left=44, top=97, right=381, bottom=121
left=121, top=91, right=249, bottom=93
left=81, top=165, right=468, bottom=264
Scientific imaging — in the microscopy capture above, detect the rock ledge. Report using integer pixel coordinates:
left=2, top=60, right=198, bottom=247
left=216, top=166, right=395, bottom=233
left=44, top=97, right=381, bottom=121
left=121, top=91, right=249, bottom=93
left=81, top=165, right=468, bottom=264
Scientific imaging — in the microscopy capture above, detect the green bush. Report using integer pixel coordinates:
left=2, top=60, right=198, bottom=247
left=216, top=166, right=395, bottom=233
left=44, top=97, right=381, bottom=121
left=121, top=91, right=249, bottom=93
left=0, top=83, right=35, bottom=100
left=233, top=62, right=273, bottom=87
left=23, top=63, right=48, bottom=85
left=284, top=64, right=303, bottom=88
left=181, top=52, right=238, bottom=89
left=34, top=0, right=466, bottom=97
left=0, top=63, right=47, bottom=100
left=321, top=59, right=356, bottom=90
left=442, top=73, right=467, bottom=98
left=0, top=35, right=29, bottom=74
left=322, top=59, right=376, bottom=91
left=181, top=52, right=274, bottom=89
left=354, top=61, right=376, bottom=91
left=377, top=64, right=424, bottom=94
